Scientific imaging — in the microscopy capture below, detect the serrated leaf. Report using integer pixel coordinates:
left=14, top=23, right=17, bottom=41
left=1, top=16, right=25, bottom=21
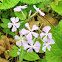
left=51, top=1, right=62, bottom=15
left=0, top=0, right=20, bottom=10
left=24, top=52, right=40, bottom=61
left=15, top=10, right=27, bottom=20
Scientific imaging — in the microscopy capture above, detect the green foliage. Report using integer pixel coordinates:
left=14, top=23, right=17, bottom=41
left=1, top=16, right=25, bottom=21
left=9, top=46, right=18, bottom=57
left=20, top=0, right=51, bottom=4
left=14, top=10, right=27, bottom=20
left=24, top=52, right=40, bottom=61
left=51, top=1, right=62, bottom=15
left=51, top=20, right=62, bottom=50
left=0, top=0, right=20, bottom=10
left=45, top=20, right=62, bottom=62
left=0, top=32, right=1, bottom=40
left=38, top=59, right=47, bottom=62
left=46, top=43, right=62, bottom=62
left=0, top=18, right=10, bottom=28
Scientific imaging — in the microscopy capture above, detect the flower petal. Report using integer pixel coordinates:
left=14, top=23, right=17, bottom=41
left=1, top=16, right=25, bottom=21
left=10, top=17, right=15, bottom=23
left=40, top=32, right=45, bottom=38
left=15, top=17, right=19, bottom=22
left=42, top=46, right=46, bottom=52
left=48, top=33, right=52, bottom=39
left=21, top=28, right=29, bottom=35
left=42, top=26, right=51, bottom=33
left=25, top=23, right=30, bottom=30
left=47, top=39, right=55, bottom=44
left=15, top=23, right=20, bottom=28
left=43, top=36, right=47, bottom=42
left=16, top=41, right=21, bottom=47
left=20, top=5, right=28, bottom=9
left=23, top=41, right=30, bottom=50
left=8, top=23, right=12, bottom=28
left=14, top=6, right=21, bottom=12
left=27, top=40, right=33, bottom=46
left=39, top=10, right=45, bottom=16
left=14, top=35, right=20, bottom=40
left=32, top=32, right=39, bottom=38
left=26, top=33, right=32, bottom=40
left=34, top=41, right=41, bottom=47
left=27, top=48, right=33, bottom=53
left=47, top=45, right=51, bottom=51
left=12, top=26, right=17, bottom=32
left=32, top=25, right=39, bottom=31
left=34, top=47, right=40, bottom=53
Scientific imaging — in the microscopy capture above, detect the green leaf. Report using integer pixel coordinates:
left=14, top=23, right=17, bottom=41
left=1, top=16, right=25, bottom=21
left=14, top=10, right=27, bottom=20
left=38, top=59, right=47, bottom=62
left=20, top=0, right=51, bottom=4
left=24, top=52, right=40, bottom=61
left=0, top=18, right=10, bottom=28
left=46, top=43, right=62, bottom=62
left=51, top=1, right=62, bottom=15
left=9, top=46, right=18, bottom=57
left=46, top=20, right=62, bottom=62
left=51, top=20, right=62, bottom=50
left=0, top=0, right=20, bottom=10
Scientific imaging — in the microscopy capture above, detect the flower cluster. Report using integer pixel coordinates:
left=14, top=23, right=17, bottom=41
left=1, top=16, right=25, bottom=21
left=8, top=5, right=55, bottom=54
left=40, top=26, right=55, bottom=52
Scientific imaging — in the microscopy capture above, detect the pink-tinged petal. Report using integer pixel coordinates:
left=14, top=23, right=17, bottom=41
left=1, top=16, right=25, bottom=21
left=42, top=26, right=51, bottom=33
left=48, top=33, right=52, bottom=39
left=23, top=41, right=30, bottom=50
left=47, top=39, right=55, bottom=44
left=32, top=32, right=39, bottom=38
left=34, top=47, right=40, bottom=53
left=26, top=33, right=32, bottom=40
left=15, top=23, right=20, bottom=28
left=14, top=6, right=21, bottom=12
left=14, top=35, right=20, bottom=40
left=40, top=32, right=45, bottom=38
left=33, top=5, right=39, bottom=12
left=15, top=17, right=19, bottom=22
left=12, top=26, right=17, bottom=32
left=32, top=25, right=39, bottom=31
left=21, top=28, right=29, bottom=35
left=39, top=10, right=45, bottom=16
left=43, top=36, right=47, bottom=42
left=19, top=30, right=23, bottom=36
left=10, top=17, right=15, bottom=23
left=27, top=48, right=33, bottom=53
left=34, top=41, right=41, bottom=47
left=43, top=42, right=47, bottom=46
left=47, top=45, right=51, bottom=51
left=25, top=23, right=30, bottom=30
left=42, top=46, right=46, bottom=52
left=16, top=41, right=21, bottom=47
left=20, top=5, right=28, bottom=9
left=8, top=23, right=12, bottom=28
left=27, top=40, right=33, bottom=46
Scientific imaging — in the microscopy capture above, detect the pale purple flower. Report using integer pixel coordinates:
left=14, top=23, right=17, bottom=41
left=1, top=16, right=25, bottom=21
left=21, top=23, right=39, bottom=40
left=42, top=39, right=55, bottom=52
left=14, top=5, right=28, bottom=12
left=23, top=40, right=41, bottom=53
left=40, top=26, right=52, bottom=42
left=33, top=5, right=45, bottom=16
left=17, top=52, right=20, bottom=55
left=15, top=31, right=25, bottom=47
left=8, top=17, right=20, bottom=32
